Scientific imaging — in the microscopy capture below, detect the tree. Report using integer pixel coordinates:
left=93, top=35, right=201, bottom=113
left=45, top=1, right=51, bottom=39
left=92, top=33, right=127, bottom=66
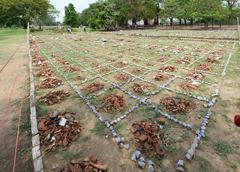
left=40, top=5, right=60, bottom=26
left=0, top=0, right=53, bottom=28
left=222, top=0, right=240, bottom=23
left=191, top=0, right=225, bottom=27
left=85, top=0, right=119, bottom=30
left=77, top=0, right=236, bottom=30
left=64, top=3, right=79, bottom=27
left=141, top=0, right=158, bottom=25
left=163, top=0, right=180, bottom=25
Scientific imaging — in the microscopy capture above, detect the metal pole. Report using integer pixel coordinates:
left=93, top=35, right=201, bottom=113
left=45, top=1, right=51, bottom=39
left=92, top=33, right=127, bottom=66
left=237, top=17, right=240, bottom=41
left=27, top=22, right=30, bottom=45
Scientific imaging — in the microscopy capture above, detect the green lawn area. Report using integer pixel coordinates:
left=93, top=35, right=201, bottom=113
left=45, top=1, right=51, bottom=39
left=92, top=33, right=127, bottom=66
left=0, top=29, right=26, bottom=63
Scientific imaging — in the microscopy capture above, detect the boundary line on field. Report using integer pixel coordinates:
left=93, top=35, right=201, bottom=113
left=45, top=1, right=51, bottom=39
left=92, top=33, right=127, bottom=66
left=222, top=43, right=236, bottom=76
left=28, top=24, right=44, bottom=172
left=0, top=45, right=20, bottom=74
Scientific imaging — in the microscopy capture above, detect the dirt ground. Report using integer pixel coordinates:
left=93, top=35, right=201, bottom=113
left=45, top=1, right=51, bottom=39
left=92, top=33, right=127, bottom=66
left=0, top=31, right=33, bottom=171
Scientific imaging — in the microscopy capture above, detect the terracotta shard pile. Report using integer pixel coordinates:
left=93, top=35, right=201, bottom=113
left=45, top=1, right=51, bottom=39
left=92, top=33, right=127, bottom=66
left=60, top=156, right=108, bottom=172
left=133, top=58, right=141, bottom=63
left=76, top=75, right=85, bottom=81
left=82, top=83, right=104, bottom=94
left=38, top=112, right=82, bottom=151
left=196, top=64, right=211, bottom=71
left=56, top=58, right=80, bottom=73
left=180, top=82, right=198, bottom=91
left=58, top=59, right=70, bottom=66
left=160, top=97, right=196, bottom=113
left=158, top=57, right=166, bottom=63
left=39, top=90, right=70, bottom=105
left=160, top=66, right=176, bottom=72
left=31, top=38, right=54, bottom=78
left=114, top=73, right=131, bottom=81
left=64, top=65, right=80, bottom=73
left=154, top=74, right=169, bottom=81
left=132, top=68, right=143, bottom=74
left=186, top=71, right=205, bottom=80
left=99, top=67, right=110, bottom=73
left=206, top=57, right=221, bottom=64
left=33, top=54, right=48, bottom=67
left=36, top=67, right=53, bottom=78
left=101, top=94, right=125, bottom=112
left=114, top=61, right=128, bottom=68
left=133, top=83, right=149, bottom=93
left=40, top=77, right=63, bottom=88
left=131, top=121, right=165, bottom=157
left=91, top=61, right=100, bottom=67
left=146, top=62, right=154, bottom=66
left=177, top=55, right=192, bottom=64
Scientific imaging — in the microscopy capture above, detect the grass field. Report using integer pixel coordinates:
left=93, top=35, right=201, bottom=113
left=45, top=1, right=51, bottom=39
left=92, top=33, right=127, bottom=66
left=0, top=29, right=26, bottom=64
left=28, top=29, right=240, bottom=172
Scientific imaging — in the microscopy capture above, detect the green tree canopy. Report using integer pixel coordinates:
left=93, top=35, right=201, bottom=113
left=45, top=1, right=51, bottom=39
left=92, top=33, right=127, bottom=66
left=64, top=3, right=79, bottom=27
left=0, top=0, right=53, bottom=28
left=191, top=0, right=225, bottom=25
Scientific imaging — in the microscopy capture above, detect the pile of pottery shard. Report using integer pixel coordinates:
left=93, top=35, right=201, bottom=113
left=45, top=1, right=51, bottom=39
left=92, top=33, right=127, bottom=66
left=40, top=77, right=63, bottom=89
left=82, top=82, right=104, bottom=94
left=60, top=156, right=108, bottom=172
left=186, top=71, right=205, bottom=80
left=196, top=63, right=211, bottom=71
left=154, top=74, right=169, bottom=81
left=38, top=90, right=70, bottom=105
left=132, top=83, right=149, bottom=93
left=160, top=65, right=176, bottom=72
left=160, top=97, right=196, bottom=114
left=114, top=73, right=131, bottom=81
left=101, top=94, right=125, bottom=112
left=180, top=82, right=198, bottom=91
left=131, top=121, right=165, bottom=157
left=38, top=112, right=82, bottom=151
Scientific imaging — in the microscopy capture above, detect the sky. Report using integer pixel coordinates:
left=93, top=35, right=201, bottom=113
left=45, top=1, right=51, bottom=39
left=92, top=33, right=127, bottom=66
left=50, top=0, right=98, bottom=22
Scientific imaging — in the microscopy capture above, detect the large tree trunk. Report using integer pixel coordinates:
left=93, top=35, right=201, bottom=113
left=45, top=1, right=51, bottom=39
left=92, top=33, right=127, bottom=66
left=184, top=19, right=187, bottom=25
left=170, top=18, right=173, bottom=26
left=190, top=19, right=193, bottom=26
left=179, top=19, right=182, bottom=25
left=204, top=20, right=209, bottom=29
left=156, top=15, right=159, bottom=25
left=144, top=19, right=148, bottom=26
left=211, top=18, right=214, bottom=29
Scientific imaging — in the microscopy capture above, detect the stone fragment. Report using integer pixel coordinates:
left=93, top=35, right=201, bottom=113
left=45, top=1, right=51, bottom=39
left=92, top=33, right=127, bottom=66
left=115, top=137, right=121, bottom=144
left=177, top=160, right=184, bottom=167
left=49, top=111, right=59, bottom=119
left=131, top=150, right=141, bottom=161
left=123, top=144, right=130, bottom=149
left=176, top=166, right=184, bottom=172
left=148, top=161, right=154, bottom=172
left=138, top=161, right=146, bottom=169
left=134, top=150, right=141, bottom=159
left=139, top=156, right=145, bottom=162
